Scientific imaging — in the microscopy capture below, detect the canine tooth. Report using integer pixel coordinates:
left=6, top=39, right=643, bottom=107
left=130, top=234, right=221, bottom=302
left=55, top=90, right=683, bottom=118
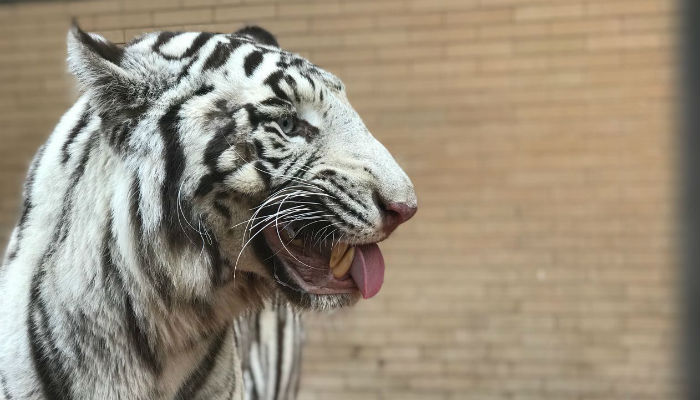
left=332, top=246, right=355, bottom=278
left=284, top=226, right=296, bottom=237
left=329, top=242, right=349, bottom=267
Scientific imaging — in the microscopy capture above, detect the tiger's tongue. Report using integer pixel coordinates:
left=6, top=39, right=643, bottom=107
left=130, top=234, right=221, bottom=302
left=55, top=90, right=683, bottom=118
left=349, top=244, right=385, bottom=299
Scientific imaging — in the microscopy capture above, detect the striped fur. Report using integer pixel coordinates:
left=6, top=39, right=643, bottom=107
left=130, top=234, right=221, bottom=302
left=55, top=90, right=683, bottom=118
left=235, top=297, right=302, bottom=400
left=0, top=23, right=415, bottom=400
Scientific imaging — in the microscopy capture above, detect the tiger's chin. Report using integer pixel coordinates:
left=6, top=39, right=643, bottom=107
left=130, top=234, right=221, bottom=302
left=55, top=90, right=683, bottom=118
left=251, top=224, right=386, bottom=311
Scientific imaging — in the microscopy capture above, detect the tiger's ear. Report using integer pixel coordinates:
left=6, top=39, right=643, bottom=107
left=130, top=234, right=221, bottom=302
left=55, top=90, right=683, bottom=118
left=234, top=26, right=279, bottom=48
left=67, top=23, right=144, bottom=112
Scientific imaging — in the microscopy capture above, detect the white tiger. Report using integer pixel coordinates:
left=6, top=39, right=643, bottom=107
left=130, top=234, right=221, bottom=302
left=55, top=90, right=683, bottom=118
left=0, top=24, right=416, bottom=400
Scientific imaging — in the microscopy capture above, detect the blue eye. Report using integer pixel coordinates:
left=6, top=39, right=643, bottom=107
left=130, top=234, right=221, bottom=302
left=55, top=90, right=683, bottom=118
left=277, top=116, right=295, bottom=134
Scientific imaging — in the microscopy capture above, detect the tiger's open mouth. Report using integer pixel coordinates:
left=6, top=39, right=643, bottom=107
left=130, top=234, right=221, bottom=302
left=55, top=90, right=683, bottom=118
left=261, top=225, right=385, bottom=299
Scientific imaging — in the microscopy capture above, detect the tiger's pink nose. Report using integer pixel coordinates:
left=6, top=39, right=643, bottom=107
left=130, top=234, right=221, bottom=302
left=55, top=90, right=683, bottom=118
left=382, top=202, right=417, bottom=234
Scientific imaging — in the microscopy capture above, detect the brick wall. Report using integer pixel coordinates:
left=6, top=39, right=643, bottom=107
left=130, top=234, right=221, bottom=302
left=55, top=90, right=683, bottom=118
left=0, top=0, right=677, bottom=399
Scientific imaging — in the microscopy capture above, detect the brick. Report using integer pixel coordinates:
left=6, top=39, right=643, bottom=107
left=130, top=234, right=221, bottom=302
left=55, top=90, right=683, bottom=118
left=447, top=41, right=512, bottom=57
left=445, top=8, right=513, bottom=26
left=341, top=0, right=406, bottom=15
left=121, top=0, right=176, bottom=12
left=515, top=4, right=584, bottom=21
left=277, top=2, right=341, bottom=17
left=90, top=12, right=152, bottom=30
left=310, top=16, right=374, bottom=33
left=408, top=0, right=479, bottom=11
left=586, top=0, right=670, bottom=17
left=66, top=0, right=121, bottom=16
left=588, top=33, right=667, bottom=51
left=478, top=22, right=549, bottom=39
left=213, top=4, right=276, bottom=22
left=515, top=37, right=586, bottom=54
left=153, top=8, right=213, bottom=26
left=379, top=13, right=442, bottom=29
left=550, top=18, right=621, bottom=35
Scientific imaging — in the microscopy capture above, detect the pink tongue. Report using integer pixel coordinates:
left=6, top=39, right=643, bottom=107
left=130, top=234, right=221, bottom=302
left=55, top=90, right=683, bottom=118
left=349, top=244, right=385, bottom=299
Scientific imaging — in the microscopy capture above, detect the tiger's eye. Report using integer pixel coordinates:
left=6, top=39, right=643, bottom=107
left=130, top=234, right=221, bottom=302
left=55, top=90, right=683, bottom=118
left=278, top=116, right=295, bottom=134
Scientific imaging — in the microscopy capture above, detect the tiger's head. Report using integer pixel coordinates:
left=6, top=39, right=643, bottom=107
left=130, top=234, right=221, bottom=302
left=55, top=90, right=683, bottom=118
left=68, top=24, right=416, bottom=311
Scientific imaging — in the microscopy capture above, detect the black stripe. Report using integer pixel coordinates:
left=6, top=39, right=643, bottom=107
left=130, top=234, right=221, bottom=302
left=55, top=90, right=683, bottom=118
left=284, top=75, right=301, bottom=103
left=290, top=58, right=306, bottom=68
left=289, top=152, right=318, bottom=181
left=0, top=370, right=13, bottom=400
left=63, top=309, right=87, bottom=365
left=327, top=176, right=369, bottom=210
left=130, top=175, right=174, bottom=303
left=205, top=122, right=234, bottom=170
left=244, top=51, right=264, bottom=77
left=194, top=173, right=223, bottom=198
left=289, top=310, right=303, bottom=398
left=205, top=235, right=224, bottom=287
left=263, top=70, right=291, bottom=102
left=182, top=32, right=214, bottom=59
left=253, top=139, right=265, bottom=158
left=70, top=129, right=98, bottom=185
left=124, top=297, right=161, bottom=374
left=152, top=31, right=180, bottom=56
left=213, top=201, right=232, bottom=222
left=244, top=104, right=264, bottom=127
left=28, top=268, right=73, bottom=400
left=109, top=120, right=135, bottom=152
left=202, top=42, right=232, bottom=71
left=194, top=120, right=236, bottom=198
left=158, top=100, right=192, bottom=249
left=304, top=193, right=347, bottom=227
left=178, top=37, right=237, bottom=82
left=264, top=125, right=287, bottom=142
left=255, top=161, right=272, bottom=189
left=280, top=153, right=303, bottom=177
left=301, top=72, right=316, bottom=91
left=260, top=97, right=289, bottom=108
left=61, top=107, right=90, bottom=164
left=273, top=311, right=285, bottom=399
left=100, top=217, right=125, bottom=303
left=75, top=25, right=123, bottom=64
left=25, top=129, right=99, bottom=400
left=153, top=32, right=177, bottom=49
left=174, top=329, right=228, bottom=400
left=269, top=138, right=286, bottom=150
left=289, top=119, right=319, bottom=142
left=24, top=127, right=99, bottom=400
left=176, top=57, right=198, bottom=83
left=323, top=194, right=372, bottom=226
left=264, top=154, right=289, bottom=170
left=6, top=144, right=46, bottom=263
left=129, top=175, right=144, bottom=243
left=254, top=136, right=289, bottom=169
left=194, top=84, right=215, bottom=97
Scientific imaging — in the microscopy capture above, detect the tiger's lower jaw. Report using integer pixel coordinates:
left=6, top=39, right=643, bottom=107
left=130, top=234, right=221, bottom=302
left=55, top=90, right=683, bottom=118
left=251, top=226, right=385, bottom=310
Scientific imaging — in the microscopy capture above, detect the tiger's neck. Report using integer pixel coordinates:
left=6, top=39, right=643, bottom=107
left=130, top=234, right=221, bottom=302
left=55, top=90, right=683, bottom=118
left=0, top=100, right=265, bottom=398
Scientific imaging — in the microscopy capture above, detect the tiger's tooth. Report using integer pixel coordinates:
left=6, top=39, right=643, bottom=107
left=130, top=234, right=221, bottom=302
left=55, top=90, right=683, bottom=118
left=329, top=242, right=349, bottom=267
left=332, top=246, right=355, bottom=278
left=282, top=226, right=295, bottom=240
